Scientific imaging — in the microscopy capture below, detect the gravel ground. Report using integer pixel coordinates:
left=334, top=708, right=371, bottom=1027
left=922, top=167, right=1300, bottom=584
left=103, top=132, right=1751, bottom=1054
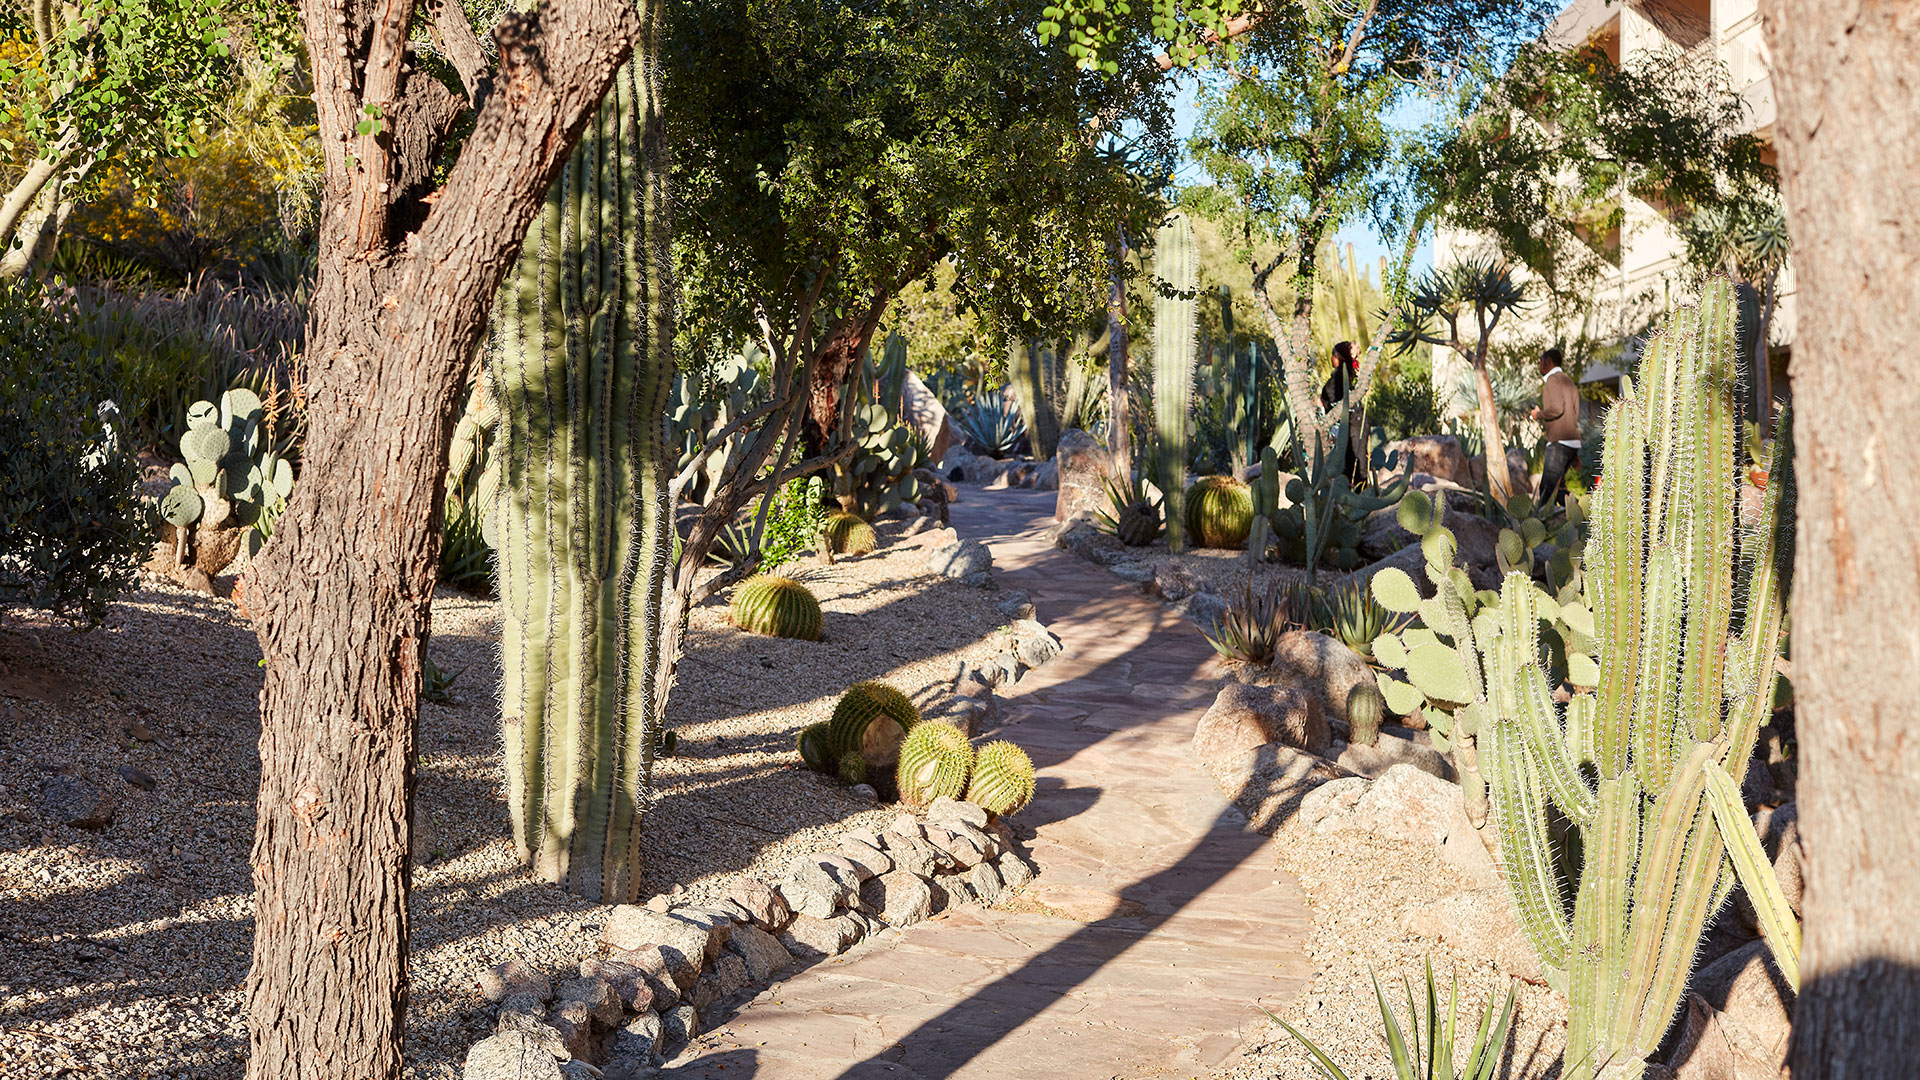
left=1217, top=825, right=1568, bottom=1080
left=0, top=524, right=1008, bottom=1080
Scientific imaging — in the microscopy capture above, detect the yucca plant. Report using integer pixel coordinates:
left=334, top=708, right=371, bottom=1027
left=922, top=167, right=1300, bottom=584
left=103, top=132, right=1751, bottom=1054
left=1201, top=579, right=1291, bottom=665
left=1267, top=961, right=1516, bottom=1080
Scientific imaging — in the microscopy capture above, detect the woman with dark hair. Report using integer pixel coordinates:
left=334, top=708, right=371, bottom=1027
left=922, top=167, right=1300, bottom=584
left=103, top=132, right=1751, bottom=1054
left=1318, top=340, right=1367, bottom=484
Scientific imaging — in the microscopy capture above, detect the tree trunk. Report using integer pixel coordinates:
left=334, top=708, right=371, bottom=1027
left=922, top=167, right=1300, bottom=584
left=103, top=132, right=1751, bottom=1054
left=805, top=291, right=893, bottom=451
left=244, top=3, right=638, bottom=1077
left=1755, top=269, right=1777, bottom=441
left=1769, top=0, right=1920, bottom=1073
left=1106, top=231, right=1132, bottom=479
left=1472, top=352, right=1515, bottom=499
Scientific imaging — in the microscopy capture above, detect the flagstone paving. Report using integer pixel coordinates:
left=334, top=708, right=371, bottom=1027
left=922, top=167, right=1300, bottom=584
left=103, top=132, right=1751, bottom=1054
left=664, top=489, right=1313, bottom=1079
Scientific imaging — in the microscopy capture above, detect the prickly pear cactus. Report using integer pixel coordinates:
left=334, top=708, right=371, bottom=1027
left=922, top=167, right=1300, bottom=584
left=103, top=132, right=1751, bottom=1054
left=1184, top=476, right=1253, bottom=549
left=158, top=386, right=298, bottom=573
left=965, top=739, right=1035, bottom=817
left=730, top=575, right=824, bottom=641
left=895, top=723, right=974, bottom=807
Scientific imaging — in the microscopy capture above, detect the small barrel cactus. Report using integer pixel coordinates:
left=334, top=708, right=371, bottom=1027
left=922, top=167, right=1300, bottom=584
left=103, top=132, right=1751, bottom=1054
left=966, top=740, right=1036, bottom=816
left=823, top=511, right=877, bottom=556
left=797, top=722, right=834, bottom=773
left=828, top=680, right=920, bottom=764
left=896, top=723, right=974, bottom=807
left=731, top=575, right=824, bottom=640
left=1346, top=684, right=1385, bottom=747
left=838, top=750, right=869, bottom=785
left=1184, top=476, right=1253, bottom=549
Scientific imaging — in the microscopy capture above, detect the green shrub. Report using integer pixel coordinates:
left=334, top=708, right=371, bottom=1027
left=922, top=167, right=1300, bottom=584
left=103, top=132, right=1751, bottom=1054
left=0, top=284, right=151, bottom=626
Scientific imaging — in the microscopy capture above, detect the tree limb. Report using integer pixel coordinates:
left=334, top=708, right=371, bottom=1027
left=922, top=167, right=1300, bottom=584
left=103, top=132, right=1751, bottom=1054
left=1331, top=0, right=1381, bottom=76
left=430, top=0, right=495, bottom=106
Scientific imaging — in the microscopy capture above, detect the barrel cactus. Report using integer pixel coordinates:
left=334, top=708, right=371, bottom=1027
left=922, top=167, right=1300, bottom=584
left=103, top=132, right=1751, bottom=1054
left=837, top=751, right=869, bottom=786
left=797, top=722, right=834, bottom=774
left=1184, top=476, right=1253, bottom=548
left=823, top=512, right=877, bottom=556
left=492, top=35, right=676, bottom=902
left=1345, top=684, right=1385, bottom=747
left=731, top=576, right=824, bottom=641
left=828, top=680, right=920, bottom=767
left=1096, top=473, right=1163, bottom=547
left=965, top=740, right=1035, bottom=817
left=896, top=723, right=974, bottom=807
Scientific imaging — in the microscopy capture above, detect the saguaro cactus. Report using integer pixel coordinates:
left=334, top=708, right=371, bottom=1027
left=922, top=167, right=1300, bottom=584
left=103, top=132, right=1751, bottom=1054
left=1370, top=279, right=1793, bottom=1079
left=490, top=34, right=675, bottom=903
left=1153, top=211, right=1196, bottom=553
left=1008, top=338, right=1060, bottom=460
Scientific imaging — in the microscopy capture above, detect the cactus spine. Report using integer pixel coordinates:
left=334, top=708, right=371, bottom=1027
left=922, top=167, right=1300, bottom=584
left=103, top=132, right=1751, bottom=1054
left=1371, top=279, right=1792, bottom=1079
left=491, top=27, right=675, bottom=903
left=1153, top=212, right=1196, bottom=553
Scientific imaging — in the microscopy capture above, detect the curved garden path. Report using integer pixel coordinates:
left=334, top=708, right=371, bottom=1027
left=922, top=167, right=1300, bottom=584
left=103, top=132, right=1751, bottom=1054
left=663, top=488, right=1313, bottom=1078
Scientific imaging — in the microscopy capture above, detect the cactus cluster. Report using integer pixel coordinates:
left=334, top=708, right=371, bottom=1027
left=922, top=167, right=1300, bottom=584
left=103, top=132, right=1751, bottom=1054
left=822, top=511, right=877, bottom=556
left=159, top=388, right=296, bottom=550
left=827, top=680, right=920, bottom=774
left=1152, top=212, right=1196, bottom=553
left=1183, top=475, right=1253, bottom=549
left=1095, top=472, right=1164, bottom=547
left=670, top=344, right=768, bottom=507
left=1370, top=279, right=1797, bottom=1077
left=834, top=334, right=929, bottom=519
left=1270, top=434, right=1405, bottom=572
left=730, top=575, right=825, bottom=641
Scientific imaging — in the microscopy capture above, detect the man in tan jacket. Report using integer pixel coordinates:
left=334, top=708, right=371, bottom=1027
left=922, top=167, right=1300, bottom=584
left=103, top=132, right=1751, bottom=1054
left=1529, top=348, right=1581, bottom=507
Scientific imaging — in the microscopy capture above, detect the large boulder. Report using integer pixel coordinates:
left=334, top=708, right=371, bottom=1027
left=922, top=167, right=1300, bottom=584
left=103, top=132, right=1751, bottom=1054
left=1379, top=435, right=1473, bottom=487
left=902, top=370, right=962, bottom=465
left=1053, top=428, right=1117, bottom=523
left=923, top=538, right=993, bottom=581
left=1053, top=516, right=1126, bottom=564
left=1359, top=499, right=1503, bottom=565
left=1345, top=764, right=1498, bottom=888
left=1666, top=940, right=1793, bottom=1080
left=601, top=907, right=725, bottom=991
left=1266, top=631, right=1379, bottom=729
left=1193, top=681, right=1330, bottom=763
left=1400, top=887, right=1543, bottom=982
left=1212, top=743, right=1349, bottom=833
left=1334, top=733, right=1454, bottom=782
left=1467, top=448, right=1535, bottom=497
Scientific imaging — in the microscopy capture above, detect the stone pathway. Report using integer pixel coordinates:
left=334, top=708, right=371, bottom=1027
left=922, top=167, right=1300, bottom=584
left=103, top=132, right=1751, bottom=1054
left=663, top=489, right=1313, bottom=1079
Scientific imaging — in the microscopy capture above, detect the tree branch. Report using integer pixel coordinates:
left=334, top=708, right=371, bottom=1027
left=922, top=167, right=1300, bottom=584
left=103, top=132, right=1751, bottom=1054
left=1331, top=0, right=1381, bottom=76
left=430, top=0, right=495, bottom=106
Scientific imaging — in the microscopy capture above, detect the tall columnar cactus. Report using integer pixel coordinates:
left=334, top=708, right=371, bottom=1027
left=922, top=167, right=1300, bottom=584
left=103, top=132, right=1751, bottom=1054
left=490, top=36, right=675, bottom=903
left=1009, top=338, right=1060, bottom=460
left=1370, top=279, right=1794, bottom=1079
left=1246, top=445, right=1279, bottom=565
left=1153, top=212, right=1197, bottom=553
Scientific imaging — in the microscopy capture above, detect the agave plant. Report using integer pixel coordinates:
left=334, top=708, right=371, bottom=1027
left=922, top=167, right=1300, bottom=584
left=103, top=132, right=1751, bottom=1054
left=1094, top=473, right=1163, bottom=546
left=954, top=396, right=1027, bottom=458
left=1201, top=579, right=1291, bottom=665
left=1268, top=961, right=1516, bottom=1080
left=1329, top=578, right=1403, bottom=657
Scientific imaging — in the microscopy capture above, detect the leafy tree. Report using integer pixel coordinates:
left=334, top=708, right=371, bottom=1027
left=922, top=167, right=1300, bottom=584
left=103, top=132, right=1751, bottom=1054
left=0, top=0, right=281, bottom=277
left=1395, top=256, right=1527, bottom=496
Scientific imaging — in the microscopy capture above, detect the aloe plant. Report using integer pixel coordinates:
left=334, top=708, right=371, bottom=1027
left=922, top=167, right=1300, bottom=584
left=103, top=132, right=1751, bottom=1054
left=490, top=53, right=675, bottom=903
left=1368, top=279, right=1796, bottom=1079
left=1268, top=961, right=1516, bottom=1080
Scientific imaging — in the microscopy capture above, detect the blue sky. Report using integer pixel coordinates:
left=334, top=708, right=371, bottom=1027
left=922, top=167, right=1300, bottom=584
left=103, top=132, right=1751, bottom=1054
left=1167, top=76, right=1435, bottom=274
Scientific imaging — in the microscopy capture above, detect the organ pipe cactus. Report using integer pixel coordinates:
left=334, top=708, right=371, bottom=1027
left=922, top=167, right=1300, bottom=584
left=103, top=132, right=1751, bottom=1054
left=1370, top=279, right=1795, bottom=1079
left=1153, top=211, right=1196, bottom=553
left=490, top=44, right=676, bottom=903
left=1008, top=337, right=1060, bottom=460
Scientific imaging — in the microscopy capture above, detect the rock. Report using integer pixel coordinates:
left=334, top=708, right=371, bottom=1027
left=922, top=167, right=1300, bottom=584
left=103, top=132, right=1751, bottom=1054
left=726, top=923, right=794, bottom=983
left=1149, top=562, right=1206, bottom=602
left=882, top=830, right=943, bottom=877
left=557, top=976, right=623, bottom=1029
left=665, top=907, right=733, bottom=962
left=116, top=764, right=156, bottom=792
left=1349, top=765, right=1497, bottom=888
left=994, top=849, right=1035, bottom=889
left=1010, top=619, right=1064, bottom=669
left=777, top=912, right=864, bottom=961
left=921, top=824, right=988, bottom=868
left=1211, top=743, right=1350, bottom=833
left=464, top=1031, right=563, bottom=1080
left=924, top=538, right=993, bottom=580
left=1335, top=734, right=1454, bottom=782
left=722, top=877, right=792, bottom=934
left=494, top=991, right=564, bottom=1054
left=1052, top=516, right=1125, bottom=563
left=837, top=838, right=893, bottom=879
left=579, top=957, right=658, bottom=1013
left=547, top=999, right=594, bottom=1059
left=968, top=859, right=1005, bottom=904
left=1380, top=435, right=1473, bottom=487
left=1183, top=591, right=1232, bottom=636
left=1193, top=681, right=1331, bottom=762
left=848, top=782, right=879, bottom=803
left=926, top=796, right=990, bottom=831
left=1269, top=631, right=1382, bottom=728
left=995, top=590, right=1036, bottom=621
left=901, top=373, right=961, bottom=468
left=780, top=861, right=851, bottom=919
left=928, top=873, right=976, bottom=913
left=1295, top=776, right=1369, bottom=832
left=604, top=945, right=679, bottom=1011
left=1360, top=500, right=1504, bottom=568
left=601, top=908, right=718, bottom=992
left=480, top=959, right=552, bottom=1004
left=39, top=773, right=115, bottom=830
left=1053, top=429, right=1116, bottom=522
left=859, top=871, right=935, bottom=927
left=603, top=1019, right=661, bottom=1080
left=1400, top=888, right=1543, bottom=982
left=659, top=1005, right=698, bottom=1061
left=712, top=950, right=750, bottom=998
left=816, top=854, right=867, bottom=893
left=1674, top=941, right=1793, bottom=1080
left=1108, top=562, right=1154, bottom=585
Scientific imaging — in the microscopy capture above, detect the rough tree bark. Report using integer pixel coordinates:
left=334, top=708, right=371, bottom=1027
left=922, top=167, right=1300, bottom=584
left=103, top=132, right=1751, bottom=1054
left=243, top=2, right=638, bottom=1078
left=1106, top=231, right=1133, bottom=479
left=1768, top=0, right=1920, bottom=1074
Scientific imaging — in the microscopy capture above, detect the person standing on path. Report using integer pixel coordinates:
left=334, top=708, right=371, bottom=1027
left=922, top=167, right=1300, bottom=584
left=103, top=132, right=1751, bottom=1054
left=1318, top=341, right=1367, bottom=486
left=1529, top=347, right=1581, bottom=507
